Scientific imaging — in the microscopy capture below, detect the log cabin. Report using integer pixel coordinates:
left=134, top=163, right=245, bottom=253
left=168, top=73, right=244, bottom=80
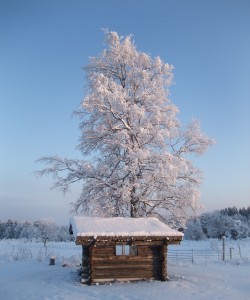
left=69, top=216, right=183, bottom=285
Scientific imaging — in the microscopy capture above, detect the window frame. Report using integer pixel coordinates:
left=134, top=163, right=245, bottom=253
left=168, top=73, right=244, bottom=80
left=115, top=244, right=138, bottom=256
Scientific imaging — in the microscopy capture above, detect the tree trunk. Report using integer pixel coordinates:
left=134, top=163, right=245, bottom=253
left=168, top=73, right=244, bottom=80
left=130, top=187, right=138, bottom=217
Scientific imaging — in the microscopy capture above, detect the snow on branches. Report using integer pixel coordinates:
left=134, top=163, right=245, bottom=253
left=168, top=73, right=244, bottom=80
left=37, top=31, right=214, bottom=228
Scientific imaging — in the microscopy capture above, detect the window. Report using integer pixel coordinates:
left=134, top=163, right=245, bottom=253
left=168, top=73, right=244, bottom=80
left=116, top=245, right=138, bottom=256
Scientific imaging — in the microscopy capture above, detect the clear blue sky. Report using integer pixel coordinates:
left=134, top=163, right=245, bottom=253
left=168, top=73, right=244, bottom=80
left=1, top=0, right=249, bottom=225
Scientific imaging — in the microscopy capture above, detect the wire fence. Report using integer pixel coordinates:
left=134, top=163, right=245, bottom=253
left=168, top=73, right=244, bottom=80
left=168, top=243, right=250, bottom=264
left=168, top=249, right=221, bottom=263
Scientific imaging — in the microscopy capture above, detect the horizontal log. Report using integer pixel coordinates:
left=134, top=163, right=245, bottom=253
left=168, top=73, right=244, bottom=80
left=89, top=253, right=162, bottom=261
left=92, top=258, right=161, bottom=265
left=92, top=247, right=115, bottom=251
left=91, top=276, right=162, bottom=283
left=92, top=241, right=166, bottom=246
left=94, top=236, right=168, bottom=241
left=91, top=265, right=162, bottom=274
left=91, top=254, right=162, bottom=260
left=92, top=258, right=162, bottom=266
left=91, top=251, right=162, bottom=257
left=138, top=249, right=161, bottom=254
left=76, top=236, right=182, bottom=246
left=91, top=272, right=162, bottom=279
left=92, top=264, right=161, bottom=270
left=91, top=270, right=162, bottom=279
left=91, top=264, right=162, bottom=270
left=92, top=251, right=115, bottom=256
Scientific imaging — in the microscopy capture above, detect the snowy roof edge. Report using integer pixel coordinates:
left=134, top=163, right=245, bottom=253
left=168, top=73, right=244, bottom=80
left=70, top=216, right=184, bottom=238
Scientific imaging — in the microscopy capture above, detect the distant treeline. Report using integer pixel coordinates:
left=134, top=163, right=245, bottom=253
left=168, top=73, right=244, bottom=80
left=185, top=206, right=250, bottom=240
left=0, top=219, right=71, bottom=242
left=1, top=207, right=250, bottom=242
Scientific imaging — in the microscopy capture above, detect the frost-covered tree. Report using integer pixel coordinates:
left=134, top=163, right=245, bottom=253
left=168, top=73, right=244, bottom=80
left=34, top=219, right=57, bottom=244
left=2, top=219, right=19, bottom=239
left=55, top=226, right=71, bottom=242
left=19, top=221, right=39, bottom=241
left=200, top=212, right=234, bottom=238
left=37, top=31, right=213, bottom=227
left=184, top=217, right=206, bottom=240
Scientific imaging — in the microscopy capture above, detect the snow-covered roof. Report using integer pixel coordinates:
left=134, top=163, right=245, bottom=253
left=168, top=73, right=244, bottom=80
left=70, top=216, right=183, bottom=238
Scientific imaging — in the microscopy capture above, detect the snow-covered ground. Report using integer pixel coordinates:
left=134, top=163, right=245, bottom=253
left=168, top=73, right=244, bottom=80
left=0, top=239, right=250, bottom=300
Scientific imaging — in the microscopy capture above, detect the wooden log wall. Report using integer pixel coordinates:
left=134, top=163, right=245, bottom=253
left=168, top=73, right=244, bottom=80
left=161, top=244, right=168, bottom=281
left=89, top=244, right=166, bottom=284
left=81, top=246, right=90, bottom=283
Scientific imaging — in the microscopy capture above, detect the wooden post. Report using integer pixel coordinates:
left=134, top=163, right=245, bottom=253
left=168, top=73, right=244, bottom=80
left=222, top=236, right=226, bottom=261
left=238, top=245, right=242, bottom=259
left=49, top=256, right=56, bottom=265
left=230, top=247, right=233, bottom=260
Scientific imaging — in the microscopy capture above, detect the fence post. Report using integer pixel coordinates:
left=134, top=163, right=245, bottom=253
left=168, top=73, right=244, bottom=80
left=238, top=245, right=242, bottom=259
left=192, top=249, right=194, bottom=263
left=222, top=236, right=226, bottom=261
left=229, top=247, right=233, bottom=260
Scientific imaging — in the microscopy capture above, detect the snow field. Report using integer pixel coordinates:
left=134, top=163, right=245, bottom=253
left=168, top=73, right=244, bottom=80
left=0, top=239, right=250, bottom=299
